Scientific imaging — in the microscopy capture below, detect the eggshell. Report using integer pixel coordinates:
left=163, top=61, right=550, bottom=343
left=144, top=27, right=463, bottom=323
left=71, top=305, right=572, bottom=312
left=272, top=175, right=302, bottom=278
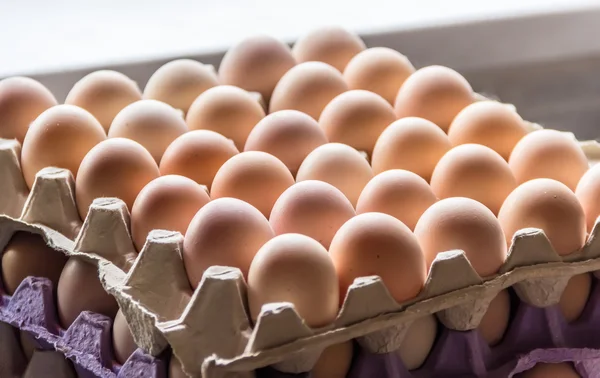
left=183, top=198, right=274, bottom=287
left=319, top=90, right=396, bottom=156
left=559, top=273, right=592, bottom=323
left=219, top=35, right=296, bottom=103
left=508, top=129, right=588, bottom=191
left=108, top=100, right=188, bottom=164
left=414, top=197, right=507, bottom=277
left=329, top=212, right=427, bottom=304
left=394, top=65, right=474, bottom=132
left=269, top=62, right=349, bottom=120
left=515, top=363, right=581, bottom=378
left=21, top=104, right=107, bottom=189
left=371, top=117, right=452, bottom=181
left=0, top=77, right=58, bottom=143
left=112, top=309, right=137, bottom=365
left=296, top=143, right=373, bottom=207
left=75, top=138, right=160, bottom=220
left=186, top=85, right=265, bottom=150
left=19, top=331, right=36, bottom=361
left=396, top=315, right=437, bottom=370
left=65, top=70, right=142, bottom=132
left=311, top=341, right=354, bottom=378
left=169, top=356, right=187, bottom=378
left=247, top=233, right=339, bottom=327
left=575, top=164, right=600, bottom=233
left=343, top=47, right=415, bottom=104
left=478, top=289, right=510, bottom=346
left=498, top=178, right=586, bottom=256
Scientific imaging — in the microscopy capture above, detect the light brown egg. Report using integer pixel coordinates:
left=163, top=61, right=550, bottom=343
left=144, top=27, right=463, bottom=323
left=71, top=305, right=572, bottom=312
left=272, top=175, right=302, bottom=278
left=19, top=331, right=36, bottom=361
left=219, top=35, right=296, bottom=103
left=169, top=356, right=187, bottom=378
left=343, top=47, right=415, bottom=104
left=448, top=101, right=527, bottom=161
left=130, top=175, right=211, bottom=252
left=509, top=129, right=588, bottom=191
left=247, top=233, right=339, bottom=327
left=143, top=59, right=219, bottom=115
left=319, top=90, right=396, bottom=156
left=186, top=85, right=265, bottom=150
left=65, top=70, right=142, bottom=132
left=330, top=212, right=427, bottom=304
left=292, top=26, right=366, bottom=72
left=21, top=104, right=107, bottom=189
left=396, top=315, right=437, bottom=370
left=430, top=144, right=517, bottom=215
left=478, top=290, right=510, bottom=346
left=75, top=138, right=160, bottom=220
left=0, top=77, right=58, bottom=143
left=515, top=363, right=581, bottom=378
left=269, top=62, right=349, bottom=120
left=371, top=117, right=452, bottom=181
left=559, top=273, right=592, bottom=323
left=415, top=197, right=507, bottom=277
left=356, top=170, right=437, bottom=231
left=311, top=341, right=354, bottom=378
left=183, top=197, right=274, bottom=286
left=296, top=143, right=373, bottom=207
left=498, top=178, right=586, bottom=256
left=575, top=164, right=600, bottom=233
left=112, top=309, right=137, bottom=365
left=394, top=66, right=474, bottom=132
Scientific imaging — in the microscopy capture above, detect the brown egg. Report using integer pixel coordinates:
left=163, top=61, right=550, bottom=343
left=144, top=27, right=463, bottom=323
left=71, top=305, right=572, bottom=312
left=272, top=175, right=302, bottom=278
left=448, top=101, right=527, bottom=161
left=478, top=290, right=510, bottom=346
left=247, top=233, right=339, bottom=327
left=330, top=212, right=426, bottom=304
left=559, top=273, right=592, bottom=323
left=292, top=26, right=366, bottom=72
left=371, top=117, right=452, bottom=181
left=244, top=110, right=327, bottom=176
left=394, top=66, right=474, bottom=132
left=130, top=175, right=211, bottom=252
left=108, top=100, right=188, bottom=164
left=498, top=178, right=586, bottom=256
left=356, top=170, right=437, bottom=231
left=143, top=59, right=218, bottom=115
left=112, top=309, right=137, bottom=365
left=343, top=47, right=415, bottom=104
left=183, top=198, right=274, bottom=286
left=56, top=256, right=119, bottom=329
left=210, top=151, right=294, bottom=218
left=186, top=85, right=265, bottom=150
left=296, top=143, right=373, bottom=207
left=575, top=164, right=600, bottom=233
left=21, top=104, right=107, bottom=189
left=269, top=181, right=356, bottom=249
left=509, top=129, right=588, bottom=191
left=269, top=62, right=349, bottom=120
left=169, top=356, right=187, bottom=378
left=415, top=197, right=507, bottom=277
left=319, top=90, right=396, bottom=156
left=219, top=35, right=296, bottom=103
left=22, top=351, right=77, bottom=378
left=430, top=144, right=517, bottom=215
left=311, top=341, right=354, bottom=378
left=515, top=363, right=581, bottom=378
left=19, top=331, right=36, bottom=361
left=0, top=77, right=58, bottom=143
left=1, top=232, right=68, bottom=295
left=75, top=138, right=160, bottom=220
left=65, top=70, right=142, bottom=132
left=396, top=315, right=437, bottom=370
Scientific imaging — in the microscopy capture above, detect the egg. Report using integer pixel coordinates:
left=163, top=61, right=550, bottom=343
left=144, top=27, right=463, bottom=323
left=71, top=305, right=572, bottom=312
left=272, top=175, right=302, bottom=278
left=247, top=233, right=339, bottom=327
left=430, top=144, right=517, bottom=215
left=515, top=363, right=581, bottom=378
left=448, top=101, right=527, bottom=161
left=415, top=197, right=507, bottom=277
left=75, top=138, right=160, bottom=220
left=183, top=198, right=274, bottom=286
left=343, top=47, right=415, bottom=104
left=509, top=129, right=588, bottom=191
left=244, top=110, right=327, bottom=176
left=394, top=66, right=474, bottom=132
left=65, top=70, right=142, bottom=132
left=396, top=315, right=437, bottom=370
left=575, top=164, right=600, bottom=232
left=21, top=104, right=107, bottom=189
left=130, top=175, right=211, bottom=252
left=143, top=59, right=219, bottom=115
left=478, top=290, right=510, bottom=346
left=329, top=212, right=427, bottom=304
left=219, top=35, right=296, bottom=103
left=498, top=179, right=586, bottom=256
left=559, top=273, right=592, bottom=322
left=356, top=170, right=437, bottom=231
left=269, top=62, right=349, bottom=120
left=186, top=85, right=265, bottom=150
left=108, top=100, right=188, bottom=164
left=269, top=181, right=356, bottom=249
left=19, top=331, right=36, bottom=361
left=371, top=117, right=452, bottom=181
left=0, top=77, right=58, bottom=143
left=292, top=26, right=366, bottom=72
left=319, top=90, right=396, bottom=156
left=311, top=341, right=354, bottom=378
left=296, top=143, right=373, bottom=206
left=169, top=356, right=187, bottom=378
left=112, top=309, right=137, bottom=365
